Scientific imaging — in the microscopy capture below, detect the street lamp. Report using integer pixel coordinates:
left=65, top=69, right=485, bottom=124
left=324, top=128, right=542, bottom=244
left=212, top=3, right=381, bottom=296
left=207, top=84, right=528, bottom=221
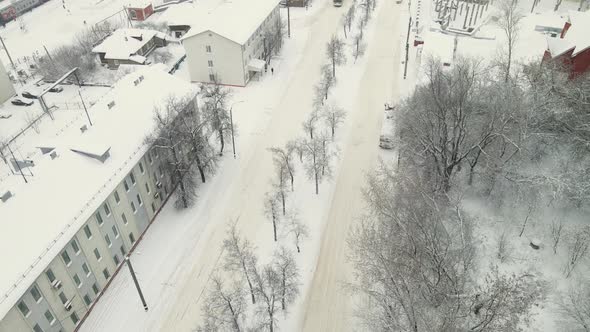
left=229, top=100, right=245, bottom=159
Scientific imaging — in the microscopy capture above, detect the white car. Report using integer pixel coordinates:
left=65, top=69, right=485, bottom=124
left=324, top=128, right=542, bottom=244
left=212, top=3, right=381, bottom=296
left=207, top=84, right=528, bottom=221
left=379, top=135, right=395, bottom=150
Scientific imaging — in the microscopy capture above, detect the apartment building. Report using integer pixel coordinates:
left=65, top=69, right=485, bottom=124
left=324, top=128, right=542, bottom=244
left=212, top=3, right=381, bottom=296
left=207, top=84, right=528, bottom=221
left=181, top=0, right=280, bottom=86
left=0, top=59, right=15, bottom=104
left=0, top=65, right=195, bottom=332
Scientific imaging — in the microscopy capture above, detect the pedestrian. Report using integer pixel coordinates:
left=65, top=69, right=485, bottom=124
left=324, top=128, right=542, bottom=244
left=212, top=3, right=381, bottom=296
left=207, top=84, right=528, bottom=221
left=264, top=63, right=267, bottom=73
left=271, top=67, right=274, bottom=75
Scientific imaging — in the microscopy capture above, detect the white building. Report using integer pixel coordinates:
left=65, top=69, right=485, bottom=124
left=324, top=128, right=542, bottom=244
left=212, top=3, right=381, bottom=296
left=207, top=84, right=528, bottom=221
left=0, top=65, right=195, bottom=332
left=0, top=59, right=15, bottom=104
left=181, top=0, right=280, bottom=86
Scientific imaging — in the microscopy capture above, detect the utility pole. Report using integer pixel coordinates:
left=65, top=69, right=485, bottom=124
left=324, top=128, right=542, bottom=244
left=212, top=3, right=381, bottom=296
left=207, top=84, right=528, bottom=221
left=403, top=16, right=412, bottom=79
left=0, top=35, right=17, bottom=71
left=125, top=257, right=148, bottom=311
left=79, top=89, right=92, bottom=127
left=287, top=0, right=291, bottom=38
left=229, top=101, right=244, bottom=159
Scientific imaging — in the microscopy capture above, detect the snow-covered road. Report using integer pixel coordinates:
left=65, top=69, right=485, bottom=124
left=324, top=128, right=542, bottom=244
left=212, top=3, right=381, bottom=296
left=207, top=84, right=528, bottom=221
left=301, top=1, right=403, bottom=330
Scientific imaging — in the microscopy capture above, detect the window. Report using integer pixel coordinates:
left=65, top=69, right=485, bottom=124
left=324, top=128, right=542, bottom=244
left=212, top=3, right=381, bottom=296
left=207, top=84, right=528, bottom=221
left=120, top=245, right=126, bottom=256
left=209, top=74, right=216, bottom=81
left=58, top=292, right=68, bottom=304
left=139, top=162, right=144, bottom=173
left=114, top=190, right=120, bottom=203
left=105, top=234, right=112, bottom=247
left=83, top=294, right=92, bottom=306
left=44, top=310, right=55, bottom=324
left=96, top=212, right=104, bottom=226
left=206, top=45, right=212, bottom=52
left=84, top=225, right=92, bottom=239
left=33, top=324, right=43, bottom=332
left=46, top=268, right=56, bottom=283
left=129, top=232, right=136, bottom=244
left=129, top=9, right=137, bottom=19
left=104, top=203, right=111, bottom=216
left=94, top=248, right=101, bottom=261
left=61, top=250, right=71, bottom=266
left=137, top=194, right=143, bottom=206
left=151, top=202, right=156, bottom=213
left=82, top=263, right=90, bottom=276
left=30, top=285, right=42, bottom=303
left=131, top=201, right=137, bottom=213
left=145, top=182, right=150, bottom=193
left=71, top=239, right=80, bottom=254
left=113, top=254, right=120, bottom=265
left=147, top=153, right=152, bottom=164
left=73, top=274, right=81, bottom=287
left=121, top=212, right=128, bottom=225
left=103, top=268, right=110, bottom=280
left=208, top=60, right=214, bottom=67
left=112, top=225, right=119, bottom=238
left=92, top=283, right=100, bottom=295
left=158, top=166, right=163, bottom=177
left=71, top=311, right=79, bottom=325
left=17, top=301, right=30, bottom=317
left=130, top=171, right=136, bottom=185
left=124, top=179, right=130, bottom=192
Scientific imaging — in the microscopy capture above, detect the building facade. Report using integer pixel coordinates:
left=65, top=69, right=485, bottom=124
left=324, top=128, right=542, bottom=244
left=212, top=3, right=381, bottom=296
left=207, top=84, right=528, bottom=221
left=127, top=1, right=154, bottom=21
left=0, top=59, right=15, bottom=104
left=181, top=0, right=280, bottom=86
left=0, top=67, right=194, bottom=332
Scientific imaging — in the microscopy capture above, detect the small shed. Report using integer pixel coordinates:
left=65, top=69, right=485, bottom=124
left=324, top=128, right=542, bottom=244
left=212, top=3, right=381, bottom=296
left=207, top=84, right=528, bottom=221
left=127, top=1, right=154, bottom=21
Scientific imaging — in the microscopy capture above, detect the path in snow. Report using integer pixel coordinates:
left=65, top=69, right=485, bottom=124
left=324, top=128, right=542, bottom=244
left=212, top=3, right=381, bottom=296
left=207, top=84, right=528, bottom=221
left=159, top=1, right=349, bottom=330
left=301, top=0, right=403, bottom=330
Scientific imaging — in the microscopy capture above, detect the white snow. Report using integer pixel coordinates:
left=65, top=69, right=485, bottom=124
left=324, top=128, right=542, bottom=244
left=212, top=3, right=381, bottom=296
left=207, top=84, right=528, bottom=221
left=0, top=65, right=195, bottom=320
left=179, top=0, right=280, bottom=45
left=92, top=28, right=166, bottom=61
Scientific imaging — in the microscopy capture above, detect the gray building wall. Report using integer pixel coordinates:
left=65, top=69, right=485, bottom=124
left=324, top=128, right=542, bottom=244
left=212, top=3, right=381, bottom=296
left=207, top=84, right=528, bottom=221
left=0, top=59, right=15, bottom=104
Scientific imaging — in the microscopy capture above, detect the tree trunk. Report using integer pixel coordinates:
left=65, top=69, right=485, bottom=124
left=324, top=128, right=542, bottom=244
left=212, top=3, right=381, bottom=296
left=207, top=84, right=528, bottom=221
left=343, top=25, right=347, bottom=38
left=171, top=146, right=188, bottom=208
left=243, top=265, right=256, bottom=304
left=281, top=191, right=286, bottom=215
left=331, top=113, right=336, bottom=137
left=273, top=214, right=278, bottom=242
left=315, top=171, right=319, bottom=195
left=195, top=151, right=206, bottom=183
left=505, top=45, right=512, bottom=82
left=519, top=206, right=533, bottom=237
left=281, top=271, right=286, bottom=310
left=468, top=164, right=475, bottom=185
left=296, top=242, right=300, bottom=253
left=332, top=57, right=336, bottom=78
left=227, top=301, right=241, bottom=332
left=219, top=126, right=225, bottom=156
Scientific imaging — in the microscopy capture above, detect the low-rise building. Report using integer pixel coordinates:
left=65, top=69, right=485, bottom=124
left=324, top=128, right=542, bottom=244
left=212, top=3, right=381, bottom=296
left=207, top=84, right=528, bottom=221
left=0, top=59, right=15, bottom=104
left=126, top=0, right=154, bottom=21
left=0, top=65, right=196, bottom=332
left=181, top=0, right=280, bottom=86
left=92, top=28, right=168, bottom=69
left=542, top=10, right=590, bottom=78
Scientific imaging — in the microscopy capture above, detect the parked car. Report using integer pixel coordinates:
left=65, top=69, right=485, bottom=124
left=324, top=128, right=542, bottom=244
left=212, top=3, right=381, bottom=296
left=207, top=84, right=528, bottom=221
left=11, top=98, right=34, bottom=106
left=21, top=91, right=38, bottom=99
left=379, top=135, right=395, bottom=150
left=49, top=86, right=63, bottom=93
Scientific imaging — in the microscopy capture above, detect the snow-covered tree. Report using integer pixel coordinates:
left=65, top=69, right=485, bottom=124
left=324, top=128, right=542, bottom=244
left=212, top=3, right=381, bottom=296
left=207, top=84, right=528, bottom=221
left=200, top=80, right=233, bottom=156
left=301, top=135, right=332, bottom=195
left=272, top=247, right=300, bottom=311
left=326, top=35, right=346, bottom=78
left=302, top=109, right=321, bottom=139
left=198, top=275, right=246, bottom=332
left=322, top=104, right=346, bottom=138
left=264, top=192, right=281, bottom=242
left=269, top=145, right=296, bottom=191
left=223, top=224, right=258, bottom=304
left=495, top=0, right=523, bottom=82
left=286, top=210, right=309, bottom=253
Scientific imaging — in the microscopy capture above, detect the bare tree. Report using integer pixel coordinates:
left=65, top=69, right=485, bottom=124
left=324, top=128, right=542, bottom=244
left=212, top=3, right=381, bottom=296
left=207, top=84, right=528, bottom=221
left=497, top=231, right=512, bottom=263
left=302, top=109, right=321, bottom=139
left=198, top=275, right=246, bottom=332
left=351, top=33, right=367, bottom=62
left=24, top=112, right=40, bottom=134
left=200, top=80, right=233, bottom=156
left=563, top=227, right=590, bottom=278
left=286, top=210, right=309, bottom=253
left=223, top=224, right=258, bottom=304
left=551, top=219, right=564, bottom=254
left=269, top=145, right=296, bottom=191
left=262, top=16, right=287, bottom=64
left=556, top=279, right=590, bottom=331
left=322, top=104, right=346, bottom=138
left=342, top=5, right=356, bottom=38
left=145, top=96, right=199, bottom=209
left=314, top=64, right=336, bottom=106
left=271, top=168, right=289, bottom=216
left=326, top=35, right=346, bottom=78
left=273, top=247, right=300, bottom=311
left=495, top=0, right=524, bottom=82
left=265, top=192, right=281, bottom=242
left=252, top=264, right=281, bottom=332
left=302, top=135, right=332, bottom=195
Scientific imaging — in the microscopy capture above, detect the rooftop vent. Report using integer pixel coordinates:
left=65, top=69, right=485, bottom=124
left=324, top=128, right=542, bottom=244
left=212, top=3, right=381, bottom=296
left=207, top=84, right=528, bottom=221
left=37, top=146, right=56, bottom=155
left=108, top=101, right=116, bottom=109
left=71, top=145, right=111, bottom=163
left=80, top=125, right=88, bottom=133
left=11, top=159, right=34, bottom=170
left=50, top=151, right=58, bottom=160
left=1, top=191, right=12, bottom=203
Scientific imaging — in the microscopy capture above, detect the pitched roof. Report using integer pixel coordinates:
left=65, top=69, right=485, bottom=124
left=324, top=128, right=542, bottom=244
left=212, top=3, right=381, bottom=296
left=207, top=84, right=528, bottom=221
left=0, top=65, right=195, bottom=320
left=180, top=0, right=279, bottom=45
left=92, top=28, right=166, bottom=60
left=565, top=10, right=590, bottom=56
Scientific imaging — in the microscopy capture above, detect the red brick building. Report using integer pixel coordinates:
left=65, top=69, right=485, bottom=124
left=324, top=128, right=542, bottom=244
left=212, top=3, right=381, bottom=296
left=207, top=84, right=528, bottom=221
left=543, top=10, right=590, bottom=78
left=126, top=1, right=154, bottom=21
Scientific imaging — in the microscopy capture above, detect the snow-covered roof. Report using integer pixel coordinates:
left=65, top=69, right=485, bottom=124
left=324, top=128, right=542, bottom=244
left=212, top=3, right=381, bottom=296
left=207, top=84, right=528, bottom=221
left=180, top=0, right=279, bottom=45
left=159, top=2, right=195, bottom=26
left=92, top=28, right=166, bottom=60
left=0, top=65, right=195, bottom=320
left=127, top=0, right=152, bottom=8
left=546, top=36, right=575, bottom=57
left=565, top=10, right=590, bottom=56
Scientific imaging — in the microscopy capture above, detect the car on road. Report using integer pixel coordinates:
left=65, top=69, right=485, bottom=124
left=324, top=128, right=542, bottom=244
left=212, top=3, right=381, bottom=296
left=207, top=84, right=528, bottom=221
left=379, top=135, right=395, bottom=150
left=49, top=86, right=63, bottom=93
left=11, top=98, right=34, bottom=106
left=21, top=91, right=38, bottom=99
